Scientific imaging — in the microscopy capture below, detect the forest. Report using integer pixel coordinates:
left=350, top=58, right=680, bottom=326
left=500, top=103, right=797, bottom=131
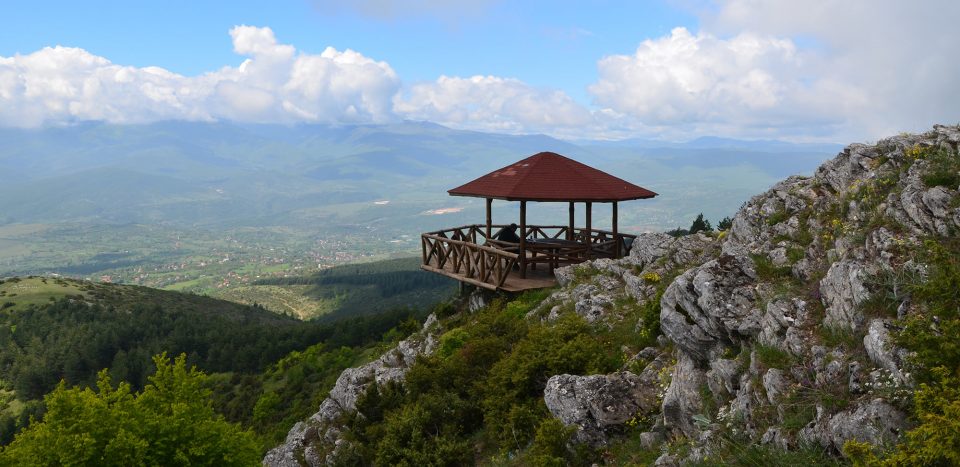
left=0, top=276, right=437, bottom=448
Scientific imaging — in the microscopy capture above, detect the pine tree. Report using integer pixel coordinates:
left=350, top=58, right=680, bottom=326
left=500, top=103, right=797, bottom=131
left=688, top=213, right=713, bottom=234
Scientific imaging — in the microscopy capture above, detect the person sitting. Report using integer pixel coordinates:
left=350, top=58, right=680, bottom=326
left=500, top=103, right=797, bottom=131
left=494, top=223, right=522, bottom=243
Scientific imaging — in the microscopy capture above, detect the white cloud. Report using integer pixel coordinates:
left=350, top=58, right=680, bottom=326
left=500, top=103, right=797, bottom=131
left=0, top=26, right=400, bottom=127
left=589, top=1, right=960, bottom=140
left=701, top=0, right=960, bottom=139
left=394, top=75, right=592, bottom=133
left=588, top=27, right=867, bottom=139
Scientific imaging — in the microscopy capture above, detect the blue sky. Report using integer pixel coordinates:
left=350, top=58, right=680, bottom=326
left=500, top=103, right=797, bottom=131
left=1, top=1, right=957, bottom=141
left=1, top=1, right=695, bottom=103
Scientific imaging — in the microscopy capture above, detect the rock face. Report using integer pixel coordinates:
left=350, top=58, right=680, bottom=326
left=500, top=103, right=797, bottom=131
left=820, top=260, right=870, bottom=330
left=536, top=125, right=959, bottom=462
left=648, top=126, right=959, bottom=453
left=544, top=369, right=661, bottom=445
left=262, top=315, right=440, bottom=467
left=659, top=253, right=760, bottom=364
left=799, top=398, right=909, bottom=453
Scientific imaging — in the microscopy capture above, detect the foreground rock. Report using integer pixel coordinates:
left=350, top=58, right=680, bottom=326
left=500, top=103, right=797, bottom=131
left=540, top=125, right=959, bottom=461
left=544, top=354, right=669, bottom=445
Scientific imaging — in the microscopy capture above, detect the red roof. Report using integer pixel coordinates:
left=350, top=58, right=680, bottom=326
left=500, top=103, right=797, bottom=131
left=448, top=152, right=657, bottom=202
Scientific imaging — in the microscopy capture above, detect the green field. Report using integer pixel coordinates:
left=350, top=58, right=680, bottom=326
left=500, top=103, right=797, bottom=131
left=216, top=257, right=457, bottom=320
left=0, top=277, right=88, bottom=312
left=214, top=285, right=330, bottom=319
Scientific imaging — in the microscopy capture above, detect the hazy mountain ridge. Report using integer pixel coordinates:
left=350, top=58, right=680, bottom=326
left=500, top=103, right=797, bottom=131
left=0, top=121, right=837, bottom=227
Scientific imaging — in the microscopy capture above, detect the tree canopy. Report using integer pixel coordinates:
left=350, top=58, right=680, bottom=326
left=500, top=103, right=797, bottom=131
left=0, top=353, right=260, bottom=466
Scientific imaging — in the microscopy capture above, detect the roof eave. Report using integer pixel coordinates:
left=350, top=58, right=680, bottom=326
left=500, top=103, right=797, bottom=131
left=447, top=191, right=658, bottom=202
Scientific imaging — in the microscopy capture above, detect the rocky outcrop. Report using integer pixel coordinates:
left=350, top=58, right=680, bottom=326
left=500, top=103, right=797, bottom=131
left=863, top=319, right=910, bottom=384
left=661, top=353, right=707, bottom=438
left=659, top=254, right=760, bottom=364
left=263, top=314, right=440, bottom=467
left=584, top=125, right=957, bottom=459
left=820, top=260, right=870, bottom=330
left=799, top=398, right=909, bottom=453
left=545, top=350, right=675, bottom=445
left=544, top=368, right=662, bottom=445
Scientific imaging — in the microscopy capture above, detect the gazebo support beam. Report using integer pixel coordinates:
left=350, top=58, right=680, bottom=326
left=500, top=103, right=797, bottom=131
left=568, top=202, right=575, bottom=241
left=485, top=198, right=492, bottom=241
left=519, top=201, right=527, bottom=278
left=612, top=201, right=619, bottom=258
left=585, top=201, right=592, bottom=255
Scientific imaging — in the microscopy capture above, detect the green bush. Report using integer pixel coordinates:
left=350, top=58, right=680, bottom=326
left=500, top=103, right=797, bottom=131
left=0, top=353, right=259, bottom=466
left=849, top=235, right=960, bottom=465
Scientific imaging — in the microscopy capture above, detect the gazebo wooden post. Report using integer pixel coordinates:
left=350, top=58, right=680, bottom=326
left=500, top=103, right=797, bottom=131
left=585, top=201, right=592, bottom=256
left=568, top=202, right=575, bottom=240
left=612, top=201, right=620, bottom=258
left=519, top=201, right=527, bottom=278
left=485, top=198, right=492, bottom=241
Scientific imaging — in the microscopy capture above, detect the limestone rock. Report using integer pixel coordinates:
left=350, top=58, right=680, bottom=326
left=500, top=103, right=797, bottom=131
left=571, top=283, right=615, bottom=324
left=820, top=260, right=869, bottom=330
left=863, top=319, right=910, bottom=383
left=705, top=358, right=739, bottom=400
left=660, top=254, right=760, bottom=363
left=554, top=265, right=577, bottom=287
left=800, top=399, right=909, bottom=454
left=661, top=354, right=706, bottom=437
left=625, top=232, right=676, bottom=268
left=544, top=371, right=660, bottom=445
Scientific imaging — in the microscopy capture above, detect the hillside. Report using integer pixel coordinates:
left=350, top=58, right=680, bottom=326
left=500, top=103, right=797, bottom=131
left=265, top=124, right=960, bottom=465
left=222, top=257, right=456, bottom=320
left=0, top=276, right=436, bottom=448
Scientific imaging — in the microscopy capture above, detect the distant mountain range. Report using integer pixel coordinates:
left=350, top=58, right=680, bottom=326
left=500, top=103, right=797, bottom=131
left=0, top=120, right=842, bottom=232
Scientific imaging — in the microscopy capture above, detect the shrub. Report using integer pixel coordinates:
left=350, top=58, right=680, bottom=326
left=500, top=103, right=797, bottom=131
left=0, top=353, right=259, bottom=466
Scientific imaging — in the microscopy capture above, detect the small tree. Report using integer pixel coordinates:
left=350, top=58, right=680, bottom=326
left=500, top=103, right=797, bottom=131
left=688, top=213, right=713, bottom=234
left=0, top=353, right=260, bottom=466
left=717, top=216, right=733, bottom=231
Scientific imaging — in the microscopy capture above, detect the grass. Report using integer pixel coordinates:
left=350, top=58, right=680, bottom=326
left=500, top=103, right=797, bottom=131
left=818, top=325, right=864, bottom=350
left=686, top=441, right=845, bottom=466
left=786, top=247, right=805, bottom=263
left=754, top=344, right=795, bottom=370
left=0, top=277, right=88, bottom=312
left=751, top=254, right=793, bottom=281
left=602, top=428, right=663, bottom=466
left=214, top=284, right=335, bottom=319
left=920, top=147, right=960, bottom=188
left=766, top=209, right=790, bottom=226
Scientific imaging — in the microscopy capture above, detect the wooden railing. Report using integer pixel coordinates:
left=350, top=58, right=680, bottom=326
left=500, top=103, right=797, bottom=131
left=421, top=224, right=638, bottom=290
left=421, top=229, right=519, bottom=290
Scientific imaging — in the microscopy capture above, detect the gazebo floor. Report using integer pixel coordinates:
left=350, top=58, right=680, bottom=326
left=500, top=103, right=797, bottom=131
left=424, top=262, right=559, bottom=292
left=498, top=267, right=559, bottom=292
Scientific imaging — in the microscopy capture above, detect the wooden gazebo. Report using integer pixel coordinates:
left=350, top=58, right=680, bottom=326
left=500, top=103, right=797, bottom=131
left=421, top=152, right=657, bottom=291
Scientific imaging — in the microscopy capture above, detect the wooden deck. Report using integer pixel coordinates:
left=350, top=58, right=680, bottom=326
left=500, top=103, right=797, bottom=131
left=422, top=261, right=558, bottom=292
left=421, top=224, right=635, bottom=292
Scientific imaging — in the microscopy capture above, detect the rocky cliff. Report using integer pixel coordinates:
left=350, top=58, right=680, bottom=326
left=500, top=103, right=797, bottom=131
left=265, top=124, right=960, bottom=465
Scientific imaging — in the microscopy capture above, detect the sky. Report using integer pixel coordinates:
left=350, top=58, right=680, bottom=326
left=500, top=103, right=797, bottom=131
left=1, top=0, right=958, bottom=142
